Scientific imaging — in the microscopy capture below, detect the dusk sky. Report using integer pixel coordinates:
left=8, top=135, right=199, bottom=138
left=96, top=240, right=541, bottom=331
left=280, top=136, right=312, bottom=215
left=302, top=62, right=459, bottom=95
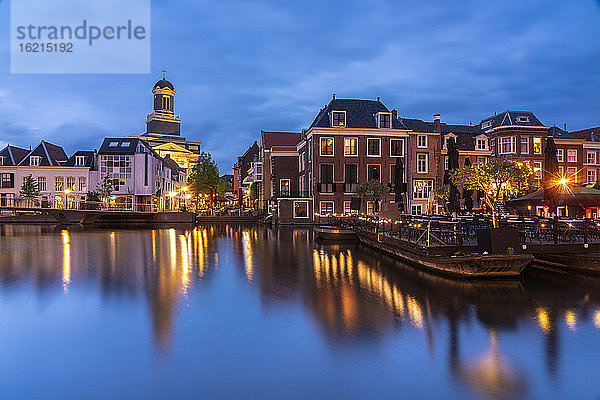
left=1, top=0, right=600, bottom=173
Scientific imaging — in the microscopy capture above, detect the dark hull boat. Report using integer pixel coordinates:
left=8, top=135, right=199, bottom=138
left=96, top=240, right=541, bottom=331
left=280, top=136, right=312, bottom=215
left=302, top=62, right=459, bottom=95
left=314, top=225, right=358, bottom=241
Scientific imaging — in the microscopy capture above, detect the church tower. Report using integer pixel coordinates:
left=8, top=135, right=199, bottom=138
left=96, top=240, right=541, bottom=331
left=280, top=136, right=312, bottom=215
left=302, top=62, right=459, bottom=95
left=146, top=70, right=181, bottom=136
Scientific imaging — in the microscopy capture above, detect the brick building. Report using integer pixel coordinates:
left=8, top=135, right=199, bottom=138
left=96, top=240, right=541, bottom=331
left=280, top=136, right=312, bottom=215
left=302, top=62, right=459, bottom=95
left=297, top=96, right=409, bottom=217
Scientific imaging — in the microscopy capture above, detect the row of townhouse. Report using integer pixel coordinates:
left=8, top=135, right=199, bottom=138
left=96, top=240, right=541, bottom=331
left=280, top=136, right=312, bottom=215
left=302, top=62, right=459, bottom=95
left=234, top=95, right=600, bottom=223
left=0, top=138, right=187, bottom=211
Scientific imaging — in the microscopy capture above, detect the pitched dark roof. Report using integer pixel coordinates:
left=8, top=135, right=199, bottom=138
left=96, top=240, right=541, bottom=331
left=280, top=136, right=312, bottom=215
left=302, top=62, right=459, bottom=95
left=479, top=111, right=544, bottom=130
left=0, top=145, right=29, bottom=166
left=63, top=151, right=95, bottom=167
left=570, top=126, right=600, bottom=142
left=261, top=131, right=301, bottom=149
left=309, top=98, right=407, bottom=129
left=18, top=141, right=68, bottom=166
left=162, top=155, right=183, bottom=173
left=98, top=138, right=146, bottom=155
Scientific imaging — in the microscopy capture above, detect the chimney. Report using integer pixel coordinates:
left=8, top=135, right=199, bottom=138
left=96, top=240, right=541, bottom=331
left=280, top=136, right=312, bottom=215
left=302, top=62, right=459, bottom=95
left=332, top=93, right=336, bottom=100
left=433, top=114, right=441, bottom=133
left=564, top=123, right=567, bottom=132
left=377, top=96, right=380, bottom=101
left=391, top=109, right=398, bottom=119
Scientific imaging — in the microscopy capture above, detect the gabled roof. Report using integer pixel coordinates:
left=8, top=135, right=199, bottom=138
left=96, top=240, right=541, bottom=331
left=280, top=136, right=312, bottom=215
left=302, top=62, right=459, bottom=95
left=162, top=155, right=184, bottom=173
left=153, top=142, right=193, bottom=154
left=399, top=118, right=479, bottom=135
left=309, top=98, right=407, bottom=129
left=18, top=141, right=68, bottom=167
left=546, top=126, right=579, bottom=140
left=570, top=126, right=600, bottom=142
left=0, top=145, right=29, bottom=166
left=261, top=131, right=301, bottom=150
left=62, top=151, right=95, bottom=167
left=479, top=111, right=544, bottom=130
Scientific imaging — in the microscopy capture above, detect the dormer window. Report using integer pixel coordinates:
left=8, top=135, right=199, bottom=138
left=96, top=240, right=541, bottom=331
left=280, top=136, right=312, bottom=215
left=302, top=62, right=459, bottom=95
left=75, top=156, right=86, bottom=166
left=481, top=121, right=492, bottom=130
left=30, top=156, right=40, bottom=166
left=517, top=116, right=530, bottom=123
left=0, top=156, right=4, bottom=166
left=378, top=112, right=391, bottom=129
left=476, top=137, right=487, bottom=150
left=331, top=111, right=346, bottom=127
left=108, top=141, right=119, bottom=147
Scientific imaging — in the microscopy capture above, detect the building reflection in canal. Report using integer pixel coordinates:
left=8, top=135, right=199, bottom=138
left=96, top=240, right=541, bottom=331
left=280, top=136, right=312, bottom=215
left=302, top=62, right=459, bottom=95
left=1, top=224, right=600, bottom=398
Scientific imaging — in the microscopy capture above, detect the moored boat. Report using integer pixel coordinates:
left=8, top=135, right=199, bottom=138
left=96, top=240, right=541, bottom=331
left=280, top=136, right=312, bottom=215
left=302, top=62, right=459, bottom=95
left=314, top=225, right=358, bottom=241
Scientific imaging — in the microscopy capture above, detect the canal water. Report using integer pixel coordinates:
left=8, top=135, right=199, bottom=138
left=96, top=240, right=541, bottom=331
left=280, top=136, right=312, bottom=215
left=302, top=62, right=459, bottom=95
left=0, top=224, right=598, bottom=399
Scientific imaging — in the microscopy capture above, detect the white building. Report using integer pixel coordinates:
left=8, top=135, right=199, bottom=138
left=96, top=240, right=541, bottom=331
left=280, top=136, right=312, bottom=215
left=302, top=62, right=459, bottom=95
left=97, top=137, right=187, bottom=211
left=0, top=141, right=92, bottom=208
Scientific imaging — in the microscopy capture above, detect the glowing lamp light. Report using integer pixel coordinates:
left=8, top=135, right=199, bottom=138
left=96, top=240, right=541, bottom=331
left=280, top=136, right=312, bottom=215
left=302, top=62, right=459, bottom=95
left=64, top=188, right=71, bottom=194
left=182, top=186, right=189, bottom=192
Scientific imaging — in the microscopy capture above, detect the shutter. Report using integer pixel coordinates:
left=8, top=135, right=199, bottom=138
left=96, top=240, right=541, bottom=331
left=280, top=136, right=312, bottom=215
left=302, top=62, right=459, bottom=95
left=317, top=183, right=322, bottom=193
left=9, top=173, right=14, bottom=188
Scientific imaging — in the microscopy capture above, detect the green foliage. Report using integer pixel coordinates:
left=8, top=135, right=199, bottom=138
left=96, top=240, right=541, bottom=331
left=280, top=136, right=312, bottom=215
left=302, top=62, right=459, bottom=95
left=434, top=184, right=450, bottom=211
left=354, top=180, right=389, bottom=203
left=249, top=182, right=259, bottom=202
left=96, top=175, right=113, bottom=197
left=19, top=174, right=40, bottom=199
left=85, top=190, right=101, bottom=210
left=188, top=152, right=227, bottom=195
left=451, top=158, right=531, bottom=227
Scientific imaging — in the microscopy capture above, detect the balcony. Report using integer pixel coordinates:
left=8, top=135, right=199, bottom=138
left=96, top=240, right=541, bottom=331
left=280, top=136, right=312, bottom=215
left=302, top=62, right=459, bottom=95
left=317, top=183, right=335, bottom=193
left=272, top=190, right=311, bottom=198
left=343, top=182, right=359, bottom=193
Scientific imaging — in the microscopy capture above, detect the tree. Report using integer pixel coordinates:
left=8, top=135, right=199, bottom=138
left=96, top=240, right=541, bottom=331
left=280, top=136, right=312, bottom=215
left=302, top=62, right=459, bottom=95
left=434, top=184, right=450, bottom=213
left=188, top=152, right=227, bottom=196
left=96, top=175, right=113, bottom=198
left=354, top=180, right=390, bottom=213
left=249, top=182, right=259, bottom=208
left=20, top=174, right=40, bottom=205
left=85, top=190, right=101, bottom=210
left=451, top=158, right=531, bottom=228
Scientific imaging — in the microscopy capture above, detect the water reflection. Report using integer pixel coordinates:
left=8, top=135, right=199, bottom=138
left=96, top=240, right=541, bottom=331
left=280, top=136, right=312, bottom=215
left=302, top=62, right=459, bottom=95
left=0, top=224, right=599, bottom=398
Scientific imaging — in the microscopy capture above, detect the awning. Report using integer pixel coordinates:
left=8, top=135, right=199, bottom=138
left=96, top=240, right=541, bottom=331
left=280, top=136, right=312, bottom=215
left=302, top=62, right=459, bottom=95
left=242, top=175, right=253, bottom=185
left=507, top=186, right=600, bottom=208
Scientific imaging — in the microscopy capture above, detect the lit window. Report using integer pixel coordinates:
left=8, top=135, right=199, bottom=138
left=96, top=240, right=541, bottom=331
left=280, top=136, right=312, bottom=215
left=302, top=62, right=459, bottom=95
left=367, top=138, right=381, bottom=156
left=558, top=166, right=564, bottom=176
left=320, top=138, right=333, bottom=156
left=66, top=177, right=76, bottom=190
left=0, top=156, right=4, bottom=166
left=378, top=113, right=391, bottom=129
left=331, top=111, right=346, bottom=127
left=55, top=177, right=64, bottom=191
left=520, top=137, right=529, bottom=154
left=567, top=149, right=577, bottom=163
left=344, top=138, right=358, bottom=156
left=344, top=201, right=353, bottom=215
left=557, top=149, right=564, bottom=162
left=390, top=139, right=404, bottom=157
left=533, top=162, right=542, bottom=180
left=78, top=177, right=87, bottom=192
left=30, top=156, right=41, bottom=166
left=417, top=135, right=427, bottom=148
left=533, top=137, right=542, bottom=154
left=320, top=201, right=334, bottom=215
left=417, top=153, right=428, bottom=173
left=413, top=179, right=433, bottom=199
left=294, top=201, right=308, bottom=218
left=280, top=179, right=290, bottom=196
